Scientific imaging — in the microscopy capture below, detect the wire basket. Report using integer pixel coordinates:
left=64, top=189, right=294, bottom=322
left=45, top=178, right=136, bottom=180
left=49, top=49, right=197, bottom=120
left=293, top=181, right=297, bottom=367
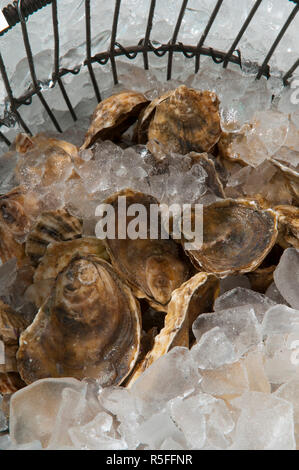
left=0, top=0, right=299, bottom=147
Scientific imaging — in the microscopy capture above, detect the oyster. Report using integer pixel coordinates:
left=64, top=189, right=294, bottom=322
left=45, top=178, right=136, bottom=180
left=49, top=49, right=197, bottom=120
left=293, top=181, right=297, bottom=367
left=247, top=265, right=275, bottom=293
left=0, top=300, right=29, bottom=345
left=81, top=91, right=149, bottom=149
left=102, top=189, right=192, bottom=310
left=29, top=237, right=109, bottom=307
left=275, top=205, right=299, bottom=249
left=181, top=199, right=278, bottom=277
left=25, top=209, right=83, bottom=266
left=126, top=272, right=219, bottom=386
left=188, top=152, right=225, bottom=199
left=136, top=85, right=221, bottom=155
left=0, top=372, right=26, bottom=394
left=15, top=133, right=79, bottom=188
left=17, top=256, right=141, bottom=385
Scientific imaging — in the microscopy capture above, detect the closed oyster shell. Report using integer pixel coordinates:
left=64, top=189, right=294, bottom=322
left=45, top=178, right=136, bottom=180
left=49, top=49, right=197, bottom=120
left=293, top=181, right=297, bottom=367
left=275, top=204, right=299, bottom=249
left=15, top=134, right=79, bottom=188
left=25, top=209, right=83, bottom=266
left=126, top=272, right=219, bottom=386
left=29, top=237, right=109, bottom=307
left=0, top=300, right=29, bottom=345
left=17, top=256, right=141, bottom=385
left=102, top=189, right=192, bottom=310
left=136, top=85, right=221, bottom=155
left=0, top=372, right=26, bottom=394
left=181, top=199, right=278, bottom=277
left=81, top=91, right=149, bottom=149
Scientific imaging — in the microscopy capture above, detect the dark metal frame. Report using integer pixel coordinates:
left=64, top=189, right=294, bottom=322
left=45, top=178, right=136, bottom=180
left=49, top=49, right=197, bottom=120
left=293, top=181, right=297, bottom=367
left=0, top=0, right=299, bottom=146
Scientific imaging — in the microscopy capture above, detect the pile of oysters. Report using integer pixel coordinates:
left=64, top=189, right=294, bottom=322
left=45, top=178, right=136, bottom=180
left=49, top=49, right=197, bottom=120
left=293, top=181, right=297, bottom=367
left=0, top=85, right=298, bottom=407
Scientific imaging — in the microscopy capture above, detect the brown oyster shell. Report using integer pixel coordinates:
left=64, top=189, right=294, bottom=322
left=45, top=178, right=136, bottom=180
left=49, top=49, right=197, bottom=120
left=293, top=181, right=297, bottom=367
left=15, top=134, right=79, bottom=187
left=25, top=209, right=83, bottom=266
left=17, top=255, right=141, bottom=385
left=126, top=272, right=219, bottom=386
left=0, top=300, right=29, bottom=346
left=247, top=265, right=275, bottom=293
left=188, top=152, right=225, bottom=199
left=28, top=237, right=109, bottom=307
left=81, top=91, right=149, bottom=150
left=136, top=85, right=221, bottom=155
left=0, top=372, right=26, bottom=394
left=102, top=189, right=193, bottom=310
left=275, top=205, right=299, bottom=249
left=181, top=199, right=278, bottom=277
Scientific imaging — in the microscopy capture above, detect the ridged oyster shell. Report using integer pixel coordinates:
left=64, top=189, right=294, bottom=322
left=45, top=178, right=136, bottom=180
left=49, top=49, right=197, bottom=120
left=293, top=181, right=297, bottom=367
left=136, top=85, right=221, bottom=155
left=181, top=199, right=278, bottom=277
left=17, top=256, right=141, bottom=386
left=81, top=90, right=149, bottom=149
left=102, top=189, right=193, bottom=310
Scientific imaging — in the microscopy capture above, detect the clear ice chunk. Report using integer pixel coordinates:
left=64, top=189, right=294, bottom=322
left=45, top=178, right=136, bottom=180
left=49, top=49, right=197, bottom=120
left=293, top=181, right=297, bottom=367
left=214, top=287, right=276, bottom=323
left=274, top=248, right=299, bottom=309
left=192, top=305, right=262, bottom=357
left=191, top=327, right=238, bottom=369
left=130, top=347, right=201, bottom=418
left=230, top=392, right=295, bottom=450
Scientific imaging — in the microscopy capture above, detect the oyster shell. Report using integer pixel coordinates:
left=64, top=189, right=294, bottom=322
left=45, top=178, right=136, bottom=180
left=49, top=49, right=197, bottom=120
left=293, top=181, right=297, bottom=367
left=25, top=209, right=83, bottom=266
left=275, top=205, right=299, bottom=249
left=247, top=265, right=275, bottom=293
left=0, top=300, right=29, bottom=345
left=17, top=255, right=141, bottom=385
left=136, top=85, right=221, bottom=155
left=81, top=91, right=149, bottom=149
left=0, top=372, right=26, bottom=394
left=126, top=272, right=219, bottom=386
left=181, top=199, right=278, bottom=277
left=102, top=189, right=192, bottom=310
left=15, top=133, right=79, bottom=188
left=29, top=237, right=109, bottom=307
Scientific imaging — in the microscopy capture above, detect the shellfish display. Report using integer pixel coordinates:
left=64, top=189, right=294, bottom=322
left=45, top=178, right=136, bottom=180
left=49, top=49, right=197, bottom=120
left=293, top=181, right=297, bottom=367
left=0, top=79, right=299, bottom=451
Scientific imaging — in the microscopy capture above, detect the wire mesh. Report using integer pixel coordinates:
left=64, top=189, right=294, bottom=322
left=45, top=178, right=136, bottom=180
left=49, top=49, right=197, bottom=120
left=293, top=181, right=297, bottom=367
left=0, top=0, right=299, bottom=146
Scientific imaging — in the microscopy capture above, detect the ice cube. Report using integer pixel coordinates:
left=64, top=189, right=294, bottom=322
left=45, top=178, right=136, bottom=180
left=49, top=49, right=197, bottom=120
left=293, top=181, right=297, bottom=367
left=214, top=287, right=276, bottom=323
left=136, top=410, right=186, bottom=450
left=199, top=361, right=249, bottom=399
left=191, top=327, right=238, bottom=369
left=265, top=282, right=290, bottom=306
left=274, top=248, right=299, bottom=309
left=230, top=392, right=295, bottom=450
left=9, top=377, right=85, bottom=448
left=192, top=305, right=262, bottom=357
left=69, top=412, right=127, bottom=450
left=130, top=347, right=201, bottom=417
left=262, top=304, right=299, bottom=336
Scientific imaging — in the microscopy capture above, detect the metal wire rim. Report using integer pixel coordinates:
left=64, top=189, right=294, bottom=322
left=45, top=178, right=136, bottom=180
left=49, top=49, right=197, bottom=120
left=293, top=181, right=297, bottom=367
left=0, top=0, right=299, bottom=146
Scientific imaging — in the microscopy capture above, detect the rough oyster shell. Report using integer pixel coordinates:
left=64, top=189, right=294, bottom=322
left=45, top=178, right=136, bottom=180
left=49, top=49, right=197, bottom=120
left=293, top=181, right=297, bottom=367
left=17, top=256, right=141, bottom=385
left=28, top=237, right=109, bottom=307
left=0, top=300, right=29, bottom=346
left=275, top=205, right=299, bottom=249
left=126, top=272, right=219, bottom=386
left=181, top=199, right=278, bottom=277
left=15, top=134, right=79, bottom=188
left=25, top=209, right=83, bottom=266
left=102, top=189, right=192, bottom=310
left=0, top=371, right=26, bottom=394
left=81, top=91, right=149, bottom=149
left=136, top=85, right=221, bottom=155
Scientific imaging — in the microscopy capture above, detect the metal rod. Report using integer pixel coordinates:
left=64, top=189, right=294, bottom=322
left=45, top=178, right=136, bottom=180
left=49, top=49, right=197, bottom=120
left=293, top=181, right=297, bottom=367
left=52, top=0, right=77, bottom=120
left=283, top=57, right=299, bottom=84
left=0, top=52, right=31, bottom=134
left=143, top=0, right=156, bottom=70
left=0, top=131, right=11, bottom=146
left=110, top=0, right=121, bottom=85
left=195, top=0, right=224, bottom=73
left=18, top=2, right=62, bottom=132
left=167, top=0, right=188, bottom=80
left=256, top=3, right=299, bottom=79
left=85, top=0, right=101, bottom=102
left=223, top=0, right=262, bottom=68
